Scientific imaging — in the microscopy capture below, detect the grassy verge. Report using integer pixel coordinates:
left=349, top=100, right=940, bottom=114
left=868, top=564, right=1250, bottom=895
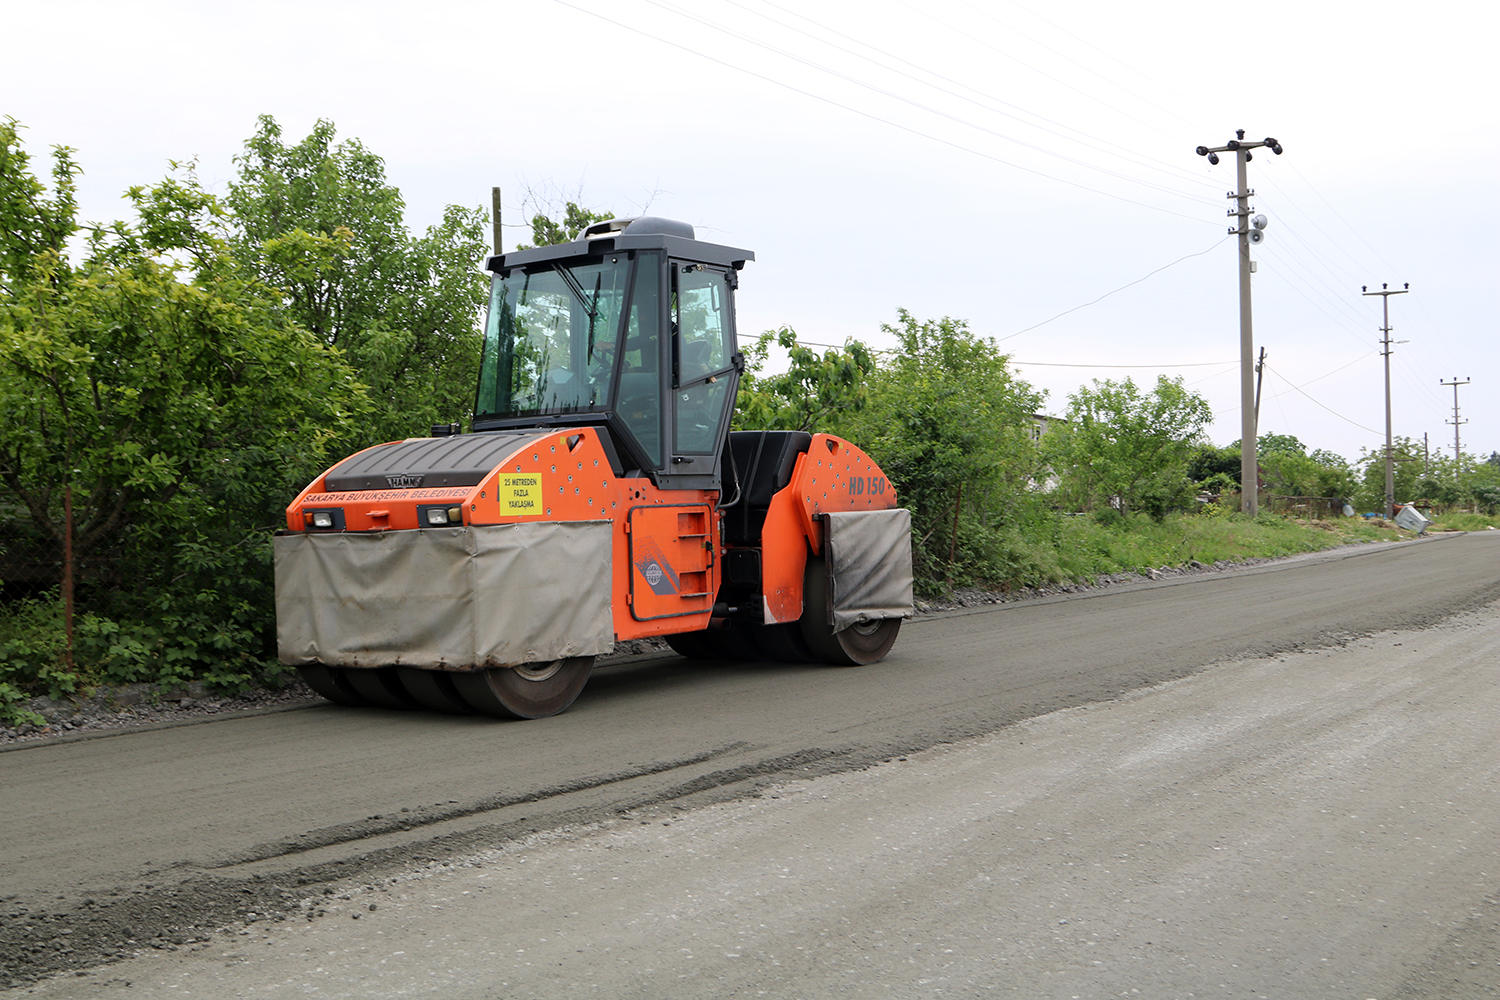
left=1035, top=510, right=1407, bottom=587
left=1429, top=512, right=1500, bottom=531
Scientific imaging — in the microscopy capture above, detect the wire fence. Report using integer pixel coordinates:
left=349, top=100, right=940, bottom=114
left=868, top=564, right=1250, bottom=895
left=1263, top=495, right=1342, bottom=519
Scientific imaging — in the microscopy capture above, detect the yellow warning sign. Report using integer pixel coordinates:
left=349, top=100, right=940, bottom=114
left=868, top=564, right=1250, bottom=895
left=498, top=474, right=544, bottom=516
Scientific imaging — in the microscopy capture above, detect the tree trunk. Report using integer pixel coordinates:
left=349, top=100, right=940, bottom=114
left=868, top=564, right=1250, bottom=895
left=62, top=481, right=75, bottom=668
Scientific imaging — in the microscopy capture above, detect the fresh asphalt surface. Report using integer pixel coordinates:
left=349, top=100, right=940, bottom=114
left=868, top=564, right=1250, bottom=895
left=2, top=531, right=1498, bottom=994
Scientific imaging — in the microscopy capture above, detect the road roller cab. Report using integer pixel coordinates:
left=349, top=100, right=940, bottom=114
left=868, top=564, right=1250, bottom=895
left=275, top=218, right=914, bottom=718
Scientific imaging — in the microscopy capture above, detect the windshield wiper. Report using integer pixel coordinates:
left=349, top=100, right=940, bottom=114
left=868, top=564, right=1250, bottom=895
left=551, top=264, right=597, bottom=320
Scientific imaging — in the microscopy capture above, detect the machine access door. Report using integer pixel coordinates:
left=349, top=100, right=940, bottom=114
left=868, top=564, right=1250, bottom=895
left=626, top=503, right=716, bottom=622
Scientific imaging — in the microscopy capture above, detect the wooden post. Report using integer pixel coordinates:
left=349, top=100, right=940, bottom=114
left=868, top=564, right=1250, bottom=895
left=491, top=187, right=503, bottom=255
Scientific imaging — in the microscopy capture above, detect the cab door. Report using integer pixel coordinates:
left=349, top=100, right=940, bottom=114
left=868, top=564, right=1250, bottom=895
left=664, top=262, right=739, bottom=488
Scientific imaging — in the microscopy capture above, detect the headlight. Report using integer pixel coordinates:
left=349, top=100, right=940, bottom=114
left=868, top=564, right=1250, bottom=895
left=311, top=511, right=335, bottom=529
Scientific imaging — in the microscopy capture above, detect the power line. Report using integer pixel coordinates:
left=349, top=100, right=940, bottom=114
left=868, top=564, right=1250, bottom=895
left=1264, top=364, right=1381, bottom=436
left=996, top=0, right=1220, bottom=132
left=1185, top=363, right=1241, bottom=388
left=1012, top=360, right=1237, bottom=368
left=728, top=0, right=1221, bottom=193
left=999, top=235, right=1233, bottom=342
left=552, top=0, right=1221, bottom=224
left=1264, top=351, right=1379, bottom=396
left=895, top=0, right=1190, bottom=148
left=1290, top=163, right=1404, bottom=278
left=641, top=0, right=1217, bottom=204
left=1254, top=245, right=1389, bottom=349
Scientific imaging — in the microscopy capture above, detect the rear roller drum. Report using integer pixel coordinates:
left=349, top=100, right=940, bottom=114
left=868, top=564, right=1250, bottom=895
left=665, top=623, right=757, bottom=661
left=342, top=666, right=423, bottom=710
left=452, top=656, right=595, bottom=719
left=396, top=667, right=476, bottom=715
left=798, top=556, right=902, bottom=666
left=298, top=665, right=373, bottom=707
left=751, top=621, right=815, bottom=663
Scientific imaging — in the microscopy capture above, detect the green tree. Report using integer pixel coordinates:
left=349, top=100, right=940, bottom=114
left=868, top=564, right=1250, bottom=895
left=225, top=116, right=488, bottom=443
left=734, top=325, right=873, bottom=433
left=1258, top=449, right=1351, bottom=500
left=1308, top=450, right=1357, bottom=501
left=0, top=118, right=78, bottom=299
left=1045, top=375, right=1212, bottom=520
left=1257, top=433, right=1305, bottom=456
left=0, top=124, right=366, bottom=711
left=845, top=310, right=1045, bottom=588
left=519, top=201, right=613, bottom=248
left=1187, top=443, right=1240, bottom=486
left=1353, top=437, right=1425, bottom=512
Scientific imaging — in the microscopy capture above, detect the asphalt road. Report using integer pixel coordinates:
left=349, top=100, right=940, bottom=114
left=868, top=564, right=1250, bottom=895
left=2, top=532, right=1498, bottom=993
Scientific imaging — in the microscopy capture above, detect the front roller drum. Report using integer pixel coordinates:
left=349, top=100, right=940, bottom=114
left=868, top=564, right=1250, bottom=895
left=298, top=664, right=373, bottom=707
left=451, top=656, right=595, bottom=719
left=396, top=667, right=476, bottom=715
left=798, top=556, right=902, bottom=666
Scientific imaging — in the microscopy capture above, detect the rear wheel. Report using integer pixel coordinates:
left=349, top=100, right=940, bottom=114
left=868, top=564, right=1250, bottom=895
left=451, top=656, right=594, bottom=719
left=298, top=665, right=372, bottom=707
left=396, top=667, right=476, bottom=714
left=798, top=556, right=902, bottom=665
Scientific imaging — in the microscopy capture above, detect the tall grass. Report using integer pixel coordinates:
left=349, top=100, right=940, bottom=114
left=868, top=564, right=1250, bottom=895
left=965, top=509, right=1405, bottom=590
left=1430, top=512, right=1500, bottom=531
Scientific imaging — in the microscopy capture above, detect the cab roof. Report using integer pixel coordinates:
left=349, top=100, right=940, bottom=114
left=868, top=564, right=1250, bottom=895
left=485, top=216, right=754, bottom=273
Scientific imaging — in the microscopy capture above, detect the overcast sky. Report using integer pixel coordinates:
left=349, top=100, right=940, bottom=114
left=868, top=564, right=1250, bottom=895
left=6, top=0, right=1496, bottom=465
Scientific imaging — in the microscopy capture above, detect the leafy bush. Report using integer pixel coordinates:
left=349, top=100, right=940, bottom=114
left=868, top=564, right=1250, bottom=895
left=1093, top=508, right=1124, bottom=528
left=0, top=596, right=70, bottom=724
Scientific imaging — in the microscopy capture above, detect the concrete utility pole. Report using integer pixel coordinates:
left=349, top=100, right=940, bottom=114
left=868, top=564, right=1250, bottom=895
left=1196, top=131, right=1283, bottom=516
left=1441, top=377, right=1470, bottom=477
left=1362, top=283, right=1409, bottom=519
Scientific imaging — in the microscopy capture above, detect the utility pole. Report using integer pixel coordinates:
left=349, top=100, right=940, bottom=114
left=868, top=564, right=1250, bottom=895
left=1197, top=131, right=1283, bottom=516
left=1253, top=346, right=1267, bottom=434
left=1441, top=377, right=1470, bottom=477
left=1362, top=283, right=1409, bottom=519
